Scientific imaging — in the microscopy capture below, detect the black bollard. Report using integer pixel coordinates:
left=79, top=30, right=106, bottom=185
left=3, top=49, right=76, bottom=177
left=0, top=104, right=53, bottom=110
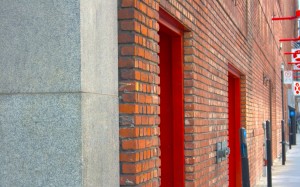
left=281, top=120, right=286, bottom=165
left=266, top=120, right=272, bottom=187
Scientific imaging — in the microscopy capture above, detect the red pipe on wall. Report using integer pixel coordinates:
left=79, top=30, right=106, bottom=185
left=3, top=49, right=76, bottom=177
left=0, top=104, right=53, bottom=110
left=279, top=36, right=300, bottom=42
left=272, top=10, right=300, bottom=21
left=287, top=62, right=300, bottom=64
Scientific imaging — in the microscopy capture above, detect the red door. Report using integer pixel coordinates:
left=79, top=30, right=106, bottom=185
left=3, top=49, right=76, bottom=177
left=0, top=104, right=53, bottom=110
left=158, top=9, right=184, bottom=187
left=228, top=67, right=242, bottom=187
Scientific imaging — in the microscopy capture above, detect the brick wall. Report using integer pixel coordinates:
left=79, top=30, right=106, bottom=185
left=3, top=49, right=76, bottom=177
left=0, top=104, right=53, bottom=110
left=118, top=0, right=295, bottom=186
left=118, top=0, right=161, bottom=186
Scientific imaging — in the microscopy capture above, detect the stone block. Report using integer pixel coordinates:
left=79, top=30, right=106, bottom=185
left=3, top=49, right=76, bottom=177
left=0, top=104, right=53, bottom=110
left=0, top=0, right=81, bottom=93
left=80, top=0, right=118, bottom=95
left=0, top=94, right=82, bottom=187
left=82, top=93, right=119, bottom=187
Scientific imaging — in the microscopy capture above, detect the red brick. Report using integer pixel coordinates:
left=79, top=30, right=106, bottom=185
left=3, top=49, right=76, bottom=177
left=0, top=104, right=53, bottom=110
left=118, top=0, right=293, bottom=186
left=118, top=8, right=135, bottom=19
left=122, top=163, right=142, bottom=173
left=120, top=20, right=135, bottom=31
left=120, top=128, right=139, bottom=138
left=120, top=45, right=136, bottom=56
left=120, top=152, right=140, bottom=162
left=121, top=0, right=137, bottom=7
left=119, top=104, right=138, bottom=114
left=118, top=33, right=134, bottom=43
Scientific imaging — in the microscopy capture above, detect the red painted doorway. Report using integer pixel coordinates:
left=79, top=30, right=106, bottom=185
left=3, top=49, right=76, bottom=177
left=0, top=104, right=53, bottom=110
left=158, top=9, right=184, bottom=187
left=228, top=66, right=242, bottom=187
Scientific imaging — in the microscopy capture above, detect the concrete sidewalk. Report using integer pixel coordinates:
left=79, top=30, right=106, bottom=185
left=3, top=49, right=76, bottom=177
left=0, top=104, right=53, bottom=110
left=255, top=134, right=300, bottom=187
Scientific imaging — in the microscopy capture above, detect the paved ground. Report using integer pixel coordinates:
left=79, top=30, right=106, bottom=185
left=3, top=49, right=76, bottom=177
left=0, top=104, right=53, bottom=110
left=255, top=133, right=300, bottom=187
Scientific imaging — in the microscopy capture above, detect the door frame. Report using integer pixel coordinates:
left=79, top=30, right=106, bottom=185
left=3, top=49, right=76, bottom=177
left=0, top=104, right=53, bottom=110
left=228, top=64, right=242, bottom=187
left=158, top=8, right=185, bottom=187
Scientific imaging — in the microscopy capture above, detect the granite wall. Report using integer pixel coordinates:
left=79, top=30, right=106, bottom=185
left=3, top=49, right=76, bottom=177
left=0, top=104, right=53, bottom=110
left=0, top=0, right=119, bottom=186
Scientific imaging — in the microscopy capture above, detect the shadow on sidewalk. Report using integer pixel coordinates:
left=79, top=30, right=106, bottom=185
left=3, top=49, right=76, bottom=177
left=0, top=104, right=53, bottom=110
left=255, top=134, right=300, bottom=187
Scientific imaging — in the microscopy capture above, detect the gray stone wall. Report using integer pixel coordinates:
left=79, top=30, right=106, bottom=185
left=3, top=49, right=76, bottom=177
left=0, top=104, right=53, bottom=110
left=1, top=94, right=82, bottom=187
left=0, top=0, right=81, bottom=93
left=0, top=1, right=119, bottom=186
